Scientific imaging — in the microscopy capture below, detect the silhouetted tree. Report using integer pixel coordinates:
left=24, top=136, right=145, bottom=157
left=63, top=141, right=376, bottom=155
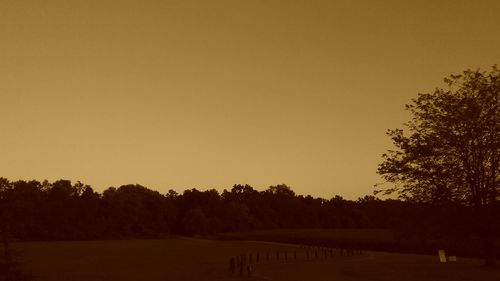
left=75, top=184, right=103, bottom=239
left=377, top=66, right=499, bottom=266
left=102, top=184, right=171, bottom=237
left=265, top=184, right=297, bottom=227
left=0, top=178, right=11, bottom=245
left=1, top=180, right=45, bottom=240
left=0, top=178, right=35, bottom=281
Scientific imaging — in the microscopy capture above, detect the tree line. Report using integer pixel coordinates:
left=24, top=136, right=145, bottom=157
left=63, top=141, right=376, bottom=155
left=0, top=178, right=473, bottom=244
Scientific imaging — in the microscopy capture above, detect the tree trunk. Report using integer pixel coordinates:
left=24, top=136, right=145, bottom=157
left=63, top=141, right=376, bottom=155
left=484, top=233, right=497, bottom=267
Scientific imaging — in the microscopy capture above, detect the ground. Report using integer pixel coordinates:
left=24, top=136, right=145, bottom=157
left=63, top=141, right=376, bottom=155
left=13, top=238, right=499, bottom=281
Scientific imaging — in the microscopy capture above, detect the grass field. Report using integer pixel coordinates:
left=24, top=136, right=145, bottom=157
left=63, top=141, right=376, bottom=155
left=216, top=228, right=498, bottom=258
left=217, top=228, right=398, bottom=245
left=12, top=237, right=499, bottom=281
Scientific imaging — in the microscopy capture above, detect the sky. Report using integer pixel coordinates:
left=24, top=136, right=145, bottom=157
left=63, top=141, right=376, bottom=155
left=1, top=0, right=499, bottom=199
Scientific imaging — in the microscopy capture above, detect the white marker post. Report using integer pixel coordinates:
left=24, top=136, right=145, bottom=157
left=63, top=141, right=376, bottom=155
left=438, top=249, right=447, bottom=263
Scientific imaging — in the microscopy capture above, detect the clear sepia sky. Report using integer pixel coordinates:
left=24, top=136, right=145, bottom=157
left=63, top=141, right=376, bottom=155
left=1, top=0, right=499, bottom=199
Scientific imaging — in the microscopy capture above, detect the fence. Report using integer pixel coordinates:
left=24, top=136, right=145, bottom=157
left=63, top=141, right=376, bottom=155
left=228, top=245, right=363, bottom=277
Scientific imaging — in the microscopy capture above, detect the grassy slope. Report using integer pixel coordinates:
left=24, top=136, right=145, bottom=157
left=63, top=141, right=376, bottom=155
left=216, top=228, right=408, bottom=252
left=216, top=228, right=495, bottom=258
left=14, top=237, right=500, bottom=281
left=15, top=238, right=310, bottom=281
left=217, top=228, right=397, bottom=244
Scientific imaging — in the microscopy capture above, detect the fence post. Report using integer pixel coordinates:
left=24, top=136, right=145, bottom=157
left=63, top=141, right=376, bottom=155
left=247, top=264, right=252, bottom=277
left=229, top=257, right=235, bottom=273
left=239, top=257, right=243, bottom=276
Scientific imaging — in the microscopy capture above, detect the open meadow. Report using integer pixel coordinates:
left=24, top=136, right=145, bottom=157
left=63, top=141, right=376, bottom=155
left=13, top=237, right=499, bottom=281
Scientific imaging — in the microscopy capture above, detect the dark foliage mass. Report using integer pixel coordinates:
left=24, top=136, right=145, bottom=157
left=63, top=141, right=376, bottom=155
left=1, top=179, right=393, bottom=239
left=377, top=66, right=499, bottom=265
left=0, top=178, right=490, bottom=257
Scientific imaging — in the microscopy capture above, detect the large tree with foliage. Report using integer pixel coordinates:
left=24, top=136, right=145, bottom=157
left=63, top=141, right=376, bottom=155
left=377, top=66, right=499, bottom=266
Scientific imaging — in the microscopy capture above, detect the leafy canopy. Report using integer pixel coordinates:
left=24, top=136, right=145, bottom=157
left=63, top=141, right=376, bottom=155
left=377, top=66, right=499, bottom=207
